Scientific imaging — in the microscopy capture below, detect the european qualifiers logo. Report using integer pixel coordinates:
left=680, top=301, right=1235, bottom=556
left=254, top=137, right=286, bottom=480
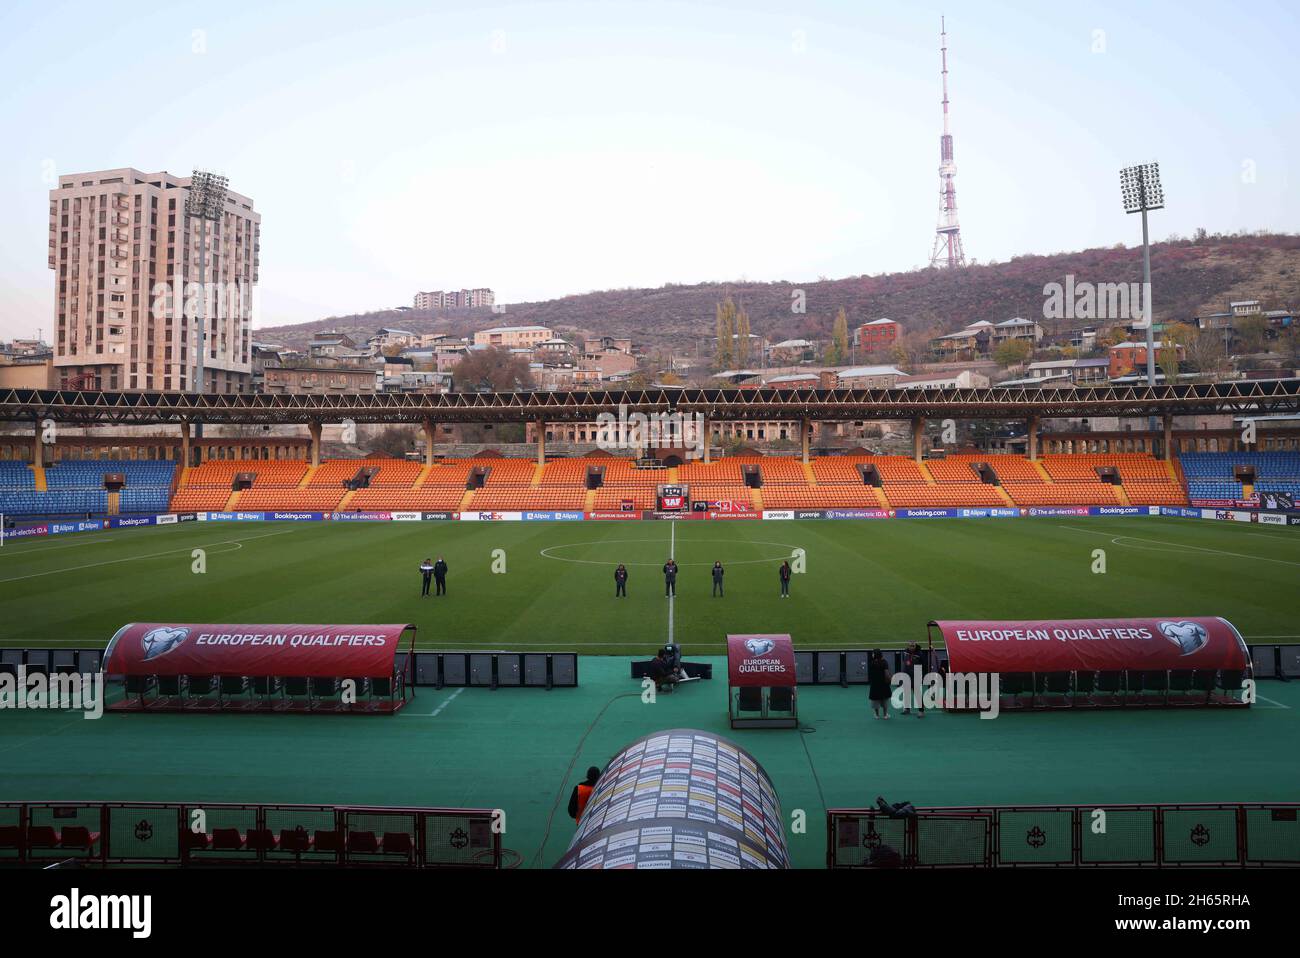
left=1158, top=620, right=1208, bottom=656
left=140, top=626, right=189, bottom=661
left=745, top=638, right=776, bottom=657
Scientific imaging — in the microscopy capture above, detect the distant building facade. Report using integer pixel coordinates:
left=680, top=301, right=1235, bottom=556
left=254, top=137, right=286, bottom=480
left=414, top=288, right=495, bottom=309
left=49, top=167, right=260, bottom=393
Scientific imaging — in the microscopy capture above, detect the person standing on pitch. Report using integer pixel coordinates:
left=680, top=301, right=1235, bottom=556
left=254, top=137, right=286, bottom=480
left=778, top=560, right=792, bottom=598
left=663, top=558, right=678, bottom=597
left=614, top=563, right=629, bottom=598
left=433, top=556, right=448, bottom=596
left=419, top=557, right=434, bottom=598
left=711, top=561, right=725, bottom=597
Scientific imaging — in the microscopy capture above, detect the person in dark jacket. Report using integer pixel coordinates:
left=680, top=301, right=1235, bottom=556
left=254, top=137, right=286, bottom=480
left=778, top=560, right=792, bottom=598
left=663, top=559, right=678, bottom=597
left=419, top=558, right=434, bottom=597
left=432, top=556, right=448, bottom=596
left=567, top=766, right=601, bottom=824
left=614, top=563, right=628, bottom=597
left=711, top=561, right=725, bottom=597
left=901, top=642, right=928, bottom=716
left=868, top=649, right=892, bottom=720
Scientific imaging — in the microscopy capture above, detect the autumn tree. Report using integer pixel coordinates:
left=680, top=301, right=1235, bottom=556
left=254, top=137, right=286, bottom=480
left=824, top=308, right=849, bottom=365
left=451, top=345, right=535, bottom=392
left=993, top=338, right=1033, bottom=368
left=1184, top=326, right=1229, bottom=381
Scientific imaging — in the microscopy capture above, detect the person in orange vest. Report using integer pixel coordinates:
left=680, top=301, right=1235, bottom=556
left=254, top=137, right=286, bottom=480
left=567, top=766, right=601, bottom=824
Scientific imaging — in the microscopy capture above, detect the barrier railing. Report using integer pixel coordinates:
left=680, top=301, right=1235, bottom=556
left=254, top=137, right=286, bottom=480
left=827, top=803, right=1300, bottom=868
left=0, top=801, right=501, bottom=868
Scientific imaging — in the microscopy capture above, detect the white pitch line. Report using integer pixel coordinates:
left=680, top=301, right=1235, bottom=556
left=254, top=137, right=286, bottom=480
left=0, top=528, right=299, bottom=584
left=1255, top=694, right=1292, bottom=709
left=428, top=687, right=464, bottom=717
left=667, top=521, right=676, bottom=646
left=1060, top=525, right=1300, bottom=568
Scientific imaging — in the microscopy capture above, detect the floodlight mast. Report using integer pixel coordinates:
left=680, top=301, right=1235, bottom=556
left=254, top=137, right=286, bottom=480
left=1120, top=163, right=1163, bottom=388
left=184, top=170, right=229, bottom=397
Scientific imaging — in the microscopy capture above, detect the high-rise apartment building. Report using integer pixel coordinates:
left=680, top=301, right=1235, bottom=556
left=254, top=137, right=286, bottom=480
left=49, top=168, right=260, bottom=393
left=414, top=288, right=494, bottom=310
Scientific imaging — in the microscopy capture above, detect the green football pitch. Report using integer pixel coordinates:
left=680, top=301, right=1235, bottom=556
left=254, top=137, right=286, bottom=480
left=1, top=516, right=1297, bottom=868
left=1, top=515, right=1298, bottom=652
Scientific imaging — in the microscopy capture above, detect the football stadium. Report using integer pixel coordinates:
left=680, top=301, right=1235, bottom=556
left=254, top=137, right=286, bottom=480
left=2, top=382, right=1299, bottom=877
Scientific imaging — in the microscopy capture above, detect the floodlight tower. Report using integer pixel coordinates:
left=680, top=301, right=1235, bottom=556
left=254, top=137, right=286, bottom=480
left=184, top=170, right=229, bottom=395
left=930, top=17, right=966, bottom=269
left=1119, top=162, right=1164, bottom=386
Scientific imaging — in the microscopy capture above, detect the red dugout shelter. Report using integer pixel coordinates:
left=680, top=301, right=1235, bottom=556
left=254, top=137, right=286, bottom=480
left=104, top=623, right=417, bottom=714
left=926, top=617, right=1252, bottom=709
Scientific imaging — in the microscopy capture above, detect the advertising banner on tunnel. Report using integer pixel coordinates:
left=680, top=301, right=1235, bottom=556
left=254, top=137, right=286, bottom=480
left=727, top=634, right=796, bottom=687
left=931, top=617, right=1250, bottom=674
left=103, top=623, right=415, bottom=677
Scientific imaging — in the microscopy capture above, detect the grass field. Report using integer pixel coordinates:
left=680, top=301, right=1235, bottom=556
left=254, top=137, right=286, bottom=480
left=2, top=515, right=1298, bottom=868
left=1, top=515, right=1298, bottom=652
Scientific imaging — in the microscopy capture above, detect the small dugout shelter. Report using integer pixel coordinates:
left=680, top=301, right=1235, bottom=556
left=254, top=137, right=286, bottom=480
left=727, top=633, right=798, bottom=728
left=103, top=623, right=417, bottom=713
left=929, top=617, right=1252, bottom=709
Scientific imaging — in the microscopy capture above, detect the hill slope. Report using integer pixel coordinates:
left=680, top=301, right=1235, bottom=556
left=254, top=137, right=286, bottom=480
left=255, top=234, right=1300, bottom=354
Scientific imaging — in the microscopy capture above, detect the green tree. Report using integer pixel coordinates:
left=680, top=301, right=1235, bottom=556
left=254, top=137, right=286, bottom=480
left=825, top=308, right=849, bottom=365
left=1234, top=314, right=1270, bottom=354
left=993, top=338, right=1032, bottom=368
left=715, top=298, right=737, bottom=370
left=735, top=304, right=751, bottom=367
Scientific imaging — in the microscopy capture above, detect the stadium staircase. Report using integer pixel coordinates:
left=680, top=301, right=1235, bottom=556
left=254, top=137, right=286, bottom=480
left=1112, top=485, right=1132, bottom=506
left=1030, top=460, right=1053, bottom=483
left=297, top=466, right=319, bottom=488
left=750, top=488, right=764, bottom=511
left=107, top=491, right=120, bottom=515
left=801, top=462, right=817, bottom=486
left=916, top=462, right=937, bottom=485
left=530, top=463, right=545, bottom=488
left=994, top=485, right=1015, bottom=507
left=223, top=491, right=239, bottom=511
left=870, top=486, right=890, bottom=509
left=413, top=465, right=431, bottom=488
left=584, top=489, right=597, bottom=511
left=32, top=464, right=46, bottom=491
left=458, top=489, right=475, bottom=512
left=337, top=490, right=357, bottom=510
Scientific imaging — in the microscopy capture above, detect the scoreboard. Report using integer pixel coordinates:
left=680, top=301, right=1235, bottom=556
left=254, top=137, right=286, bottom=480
left=657, top=484, right=688, bottom=512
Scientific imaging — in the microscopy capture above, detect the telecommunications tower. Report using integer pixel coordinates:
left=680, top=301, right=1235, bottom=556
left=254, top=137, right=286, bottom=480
left=929, top=16, right=967, bottom=269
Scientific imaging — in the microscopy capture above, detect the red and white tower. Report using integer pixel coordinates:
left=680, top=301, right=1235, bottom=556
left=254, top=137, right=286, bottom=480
left=930, top=16, right=967, bottom=269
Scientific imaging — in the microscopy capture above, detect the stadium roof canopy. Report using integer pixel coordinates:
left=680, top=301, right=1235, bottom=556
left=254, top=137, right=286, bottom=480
left=0, top=379, right=1296, bottom=427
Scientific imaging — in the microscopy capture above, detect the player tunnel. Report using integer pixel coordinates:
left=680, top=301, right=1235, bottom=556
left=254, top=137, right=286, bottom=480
left=554, top=728, right=790, bottom=869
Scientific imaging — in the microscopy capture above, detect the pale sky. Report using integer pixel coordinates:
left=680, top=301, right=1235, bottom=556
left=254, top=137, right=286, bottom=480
left=0, top=0, right=1295, bottom=340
